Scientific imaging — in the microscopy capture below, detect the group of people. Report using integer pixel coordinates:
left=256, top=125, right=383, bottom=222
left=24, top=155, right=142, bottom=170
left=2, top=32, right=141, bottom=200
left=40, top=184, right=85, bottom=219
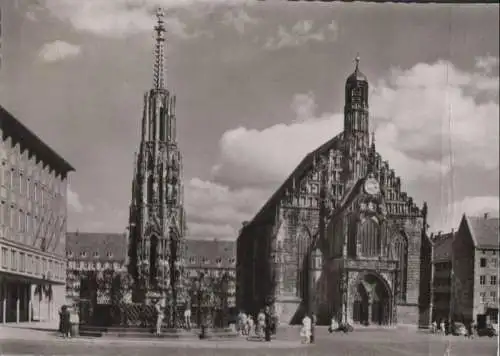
left=58, top=305, right=79, bottom=338
left=431, top=319, right=475, bottom=338
left=237, top=307, right=275, bottom=341
left=154, top=300, right=193, bottom=336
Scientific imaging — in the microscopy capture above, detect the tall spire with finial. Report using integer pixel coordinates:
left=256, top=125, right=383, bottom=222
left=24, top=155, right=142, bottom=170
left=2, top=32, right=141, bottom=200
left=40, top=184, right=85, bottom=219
left=354, top=53, right=360, bottom=73
left=153, top=8, right=166, bottom=90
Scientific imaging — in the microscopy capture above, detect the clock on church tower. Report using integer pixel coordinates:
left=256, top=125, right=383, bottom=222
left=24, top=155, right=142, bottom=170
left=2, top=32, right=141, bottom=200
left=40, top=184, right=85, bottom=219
left=364, top=176, right=380, bottom=196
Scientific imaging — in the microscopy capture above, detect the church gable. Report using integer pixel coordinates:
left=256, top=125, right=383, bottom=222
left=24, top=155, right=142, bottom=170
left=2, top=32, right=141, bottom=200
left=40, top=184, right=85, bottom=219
left=373, top=152, right=421, bottom=218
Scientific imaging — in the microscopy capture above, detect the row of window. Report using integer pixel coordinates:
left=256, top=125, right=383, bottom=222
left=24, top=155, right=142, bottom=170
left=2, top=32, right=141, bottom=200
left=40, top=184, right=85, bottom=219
left=479, top=257, right=498, bottom=268
left=0, top=203, right=64, bottom=247
left=67, top=260, right=123, bottom=271
left=479, top=291, right=497, bottom=304
left=187, top=256, right=236, bottom=265
left=1, top=153, right=65, bottom=195
left=0, top=245, right=65, bottom=280
left=479, top=275, right=497, bottom=285
left=1, top=167, right=65, bottom=205
left=67, top=250, right=114, bottom=258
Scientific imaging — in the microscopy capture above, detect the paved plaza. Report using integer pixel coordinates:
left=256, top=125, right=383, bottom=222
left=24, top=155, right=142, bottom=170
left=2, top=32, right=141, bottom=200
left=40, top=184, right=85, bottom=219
left=0, top=325, right=497, bottom=356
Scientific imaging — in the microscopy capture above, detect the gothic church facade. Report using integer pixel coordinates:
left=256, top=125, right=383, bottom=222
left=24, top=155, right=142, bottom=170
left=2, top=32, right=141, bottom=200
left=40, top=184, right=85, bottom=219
left=236, top=58, right=432, bottom=327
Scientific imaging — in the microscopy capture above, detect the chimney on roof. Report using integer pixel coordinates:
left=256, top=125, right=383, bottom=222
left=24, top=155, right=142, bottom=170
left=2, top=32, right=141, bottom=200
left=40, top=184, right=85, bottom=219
left=484, top=212, right=489, bottom=220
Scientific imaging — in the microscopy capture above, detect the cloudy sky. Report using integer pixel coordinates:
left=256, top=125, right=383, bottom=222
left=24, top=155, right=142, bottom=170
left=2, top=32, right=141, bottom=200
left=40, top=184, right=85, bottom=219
left=0, top=1, right=498, bottom=239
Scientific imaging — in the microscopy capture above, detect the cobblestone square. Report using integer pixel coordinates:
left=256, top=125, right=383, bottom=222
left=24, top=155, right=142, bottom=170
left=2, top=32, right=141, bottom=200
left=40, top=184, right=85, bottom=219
left=0, top=327, right=497, bottom=356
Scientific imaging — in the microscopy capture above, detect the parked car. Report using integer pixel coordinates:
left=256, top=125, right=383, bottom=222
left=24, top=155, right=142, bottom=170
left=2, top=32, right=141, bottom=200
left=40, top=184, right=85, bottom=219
left=477, top=323, right=498, bottom=337
left=451, top=322, right=467, bottom=336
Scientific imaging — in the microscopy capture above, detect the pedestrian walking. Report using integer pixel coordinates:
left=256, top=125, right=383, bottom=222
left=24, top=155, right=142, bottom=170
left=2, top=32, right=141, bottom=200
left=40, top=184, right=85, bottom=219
left=257, top=309, right=266, bottom=340
left=247, top=314, right=254, bottom=339
left=329, top=316, right=339, bottom=333
left=155, top=300, right=163, bottom=336
left=264, top=306, right=272, bottom=342
left=184, top=306, right=192, bottom=330
left=300, top=314, right=312, bottom=344
left=62, top=306, right=71, bottom=338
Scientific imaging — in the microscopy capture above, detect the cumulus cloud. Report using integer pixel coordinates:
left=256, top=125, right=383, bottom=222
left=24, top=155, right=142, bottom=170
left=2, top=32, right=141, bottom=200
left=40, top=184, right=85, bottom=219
left=431, top=195, right=500, bottom=234
left=475, top=55, right=499, bottom=74
left=67, top=186, right=94, bottom=214
left=222, top=8, right=259, bottom=34
left=211, top=60, right=498, bottom=193
left=184, top=178, right=270, bottom=240
left=38, top=40, right=81, bottom=63
left=43, top=0, right=244, bottom=38
left=264, top=20, right=338, bottom=50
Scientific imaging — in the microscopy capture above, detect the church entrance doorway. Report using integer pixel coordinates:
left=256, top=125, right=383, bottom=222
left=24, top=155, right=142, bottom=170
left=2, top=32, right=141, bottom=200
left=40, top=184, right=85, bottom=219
left=351, top=273, right=392, bottom=326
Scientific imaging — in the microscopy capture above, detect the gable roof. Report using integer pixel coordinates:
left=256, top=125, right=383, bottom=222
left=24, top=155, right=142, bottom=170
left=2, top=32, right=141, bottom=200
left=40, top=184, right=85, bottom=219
left=246, top=134, right=343, bottom=227
left=432, top=232, right=454, bottom=262
left=66, top=232, right=128, bottom=262
left=185, top=239, right=236, bottom=269
left=464, top=215, right=500, bottom=250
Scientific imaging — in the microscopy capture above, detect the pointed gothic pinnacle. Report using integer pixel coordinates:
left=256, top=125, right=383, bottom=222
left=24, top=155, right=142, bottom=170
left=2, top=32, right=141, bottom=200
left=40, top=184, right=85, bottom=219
left=153, top=8, right=166, bottom=90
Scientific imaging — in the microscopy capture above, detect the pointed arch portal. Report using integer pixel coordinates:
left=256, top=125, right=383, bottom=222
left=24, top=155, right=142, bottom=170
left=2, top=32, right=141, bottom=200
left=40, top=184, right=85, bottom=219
left=352, top=273, right=392, bottom=326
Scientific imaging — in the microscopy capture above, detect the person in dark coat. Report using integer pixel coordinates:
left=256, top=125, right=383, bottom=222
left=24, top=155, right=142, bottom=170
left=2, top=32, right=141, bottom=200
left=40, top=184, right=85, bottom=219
left=62, top=306, right=71, bottom=338
left=264, top=306, right=272, bottom=342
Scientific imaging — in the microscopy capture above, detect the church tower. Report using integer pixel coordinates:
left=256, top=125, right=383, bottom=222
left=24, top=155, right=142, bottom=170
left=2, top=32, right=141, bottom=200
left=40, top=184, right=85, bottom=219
left=343, top=55, right=371, bottom=184
left=127, top=9, right=186, bottom=306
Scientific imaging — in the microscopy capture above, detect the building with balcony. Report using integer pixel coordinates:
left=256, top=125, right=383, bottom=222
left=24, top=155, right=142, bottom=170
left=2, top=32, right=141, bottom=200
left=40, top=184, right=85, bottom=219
left=0, top=105, right=74, bottom=323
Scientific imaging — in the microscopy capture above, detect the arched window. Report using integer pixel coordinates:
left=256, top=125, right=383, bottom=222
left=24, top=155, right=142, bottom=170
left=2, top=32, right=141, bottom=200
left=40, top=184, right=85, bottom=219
left=357, top=218, right=380, bottom=257
left=394, top=234, right=408, bottom=302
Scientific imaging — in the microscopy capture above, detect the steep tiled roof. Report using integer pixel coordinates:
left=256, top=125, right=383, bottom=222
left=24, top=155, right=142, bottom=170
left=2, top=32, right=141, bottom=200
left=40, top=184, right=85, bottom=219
left=185, top=239, right=236, bottom=269
left=466, top=215, right=500, bottom=249
left=246, top=134, right=343, bottom=227
left=432, top=232, right=454, bottom=261
left=66, top=232, right=127, bottom=262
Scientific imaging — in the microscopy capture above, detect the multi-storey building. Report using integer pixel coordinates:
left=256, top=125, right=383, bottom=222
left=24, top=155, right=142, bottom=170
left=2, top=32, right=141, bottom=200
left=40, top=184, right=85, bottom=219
left=65, top=233, right=237, bottom=324
left=65, top=232, right=127, bottom=305
left=430, top=231, right=454, bottom=323
left=0, top=105, right=74, bottom=323
left=237, top=57, right=431, bottom=326
left=452, top=214, right=499, bottom=326
left=184, top=239, right=236, bottom=312
left=127, top=9, right=187, bottom=308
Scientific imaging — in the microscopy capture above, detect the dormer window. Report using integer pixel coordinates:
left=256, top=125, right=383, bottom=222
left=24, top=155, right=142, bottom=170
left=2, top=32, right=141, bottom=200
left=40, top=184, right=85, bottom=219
left=106, top=252, right=113, bottom=258
left=189, top=257, right=195, bottom=264
left=229, top=258, right=236, bottom=265
left=202, top=257, right=209, bottom=264
left=215, top=258, right=222, bottom=265
left=80, top=251, right=87, bottom=258
left=93, top=252, right=99, bottom=258
left=66, top=250, right=73, bottom=258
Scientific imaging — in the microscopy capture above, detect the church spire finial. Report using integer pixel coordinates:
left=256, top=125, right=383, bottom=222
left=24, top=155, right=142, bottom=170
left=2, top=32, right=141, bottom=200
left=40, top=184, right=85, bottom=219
left=354, top=53, right=360, bottom=72
left=153, top=8, right=166, bottom=90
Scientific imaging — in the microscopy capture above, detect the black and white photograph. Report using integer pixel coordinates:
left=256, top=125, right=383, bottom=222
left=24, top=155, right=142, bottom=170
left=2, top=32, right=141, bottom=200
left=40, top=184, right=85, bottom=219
left=0, top=1, right=498, bottom=355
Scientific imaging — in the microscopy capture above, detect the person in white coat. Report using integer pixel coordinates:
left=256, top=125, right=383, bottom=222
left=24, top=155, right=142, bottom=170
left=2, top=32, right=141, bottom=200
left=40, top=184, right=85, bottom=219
left=301, top=314, right=312, bottom=344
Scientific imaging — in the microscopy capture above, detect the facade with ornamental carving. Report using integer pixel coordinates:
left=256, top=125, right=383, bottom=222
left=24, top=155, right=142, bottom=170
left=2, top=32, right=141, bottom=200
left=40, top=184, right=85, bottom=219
left=127, top=9, right=187, bottom=311
left=236, top=58, right=432, bottom=327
